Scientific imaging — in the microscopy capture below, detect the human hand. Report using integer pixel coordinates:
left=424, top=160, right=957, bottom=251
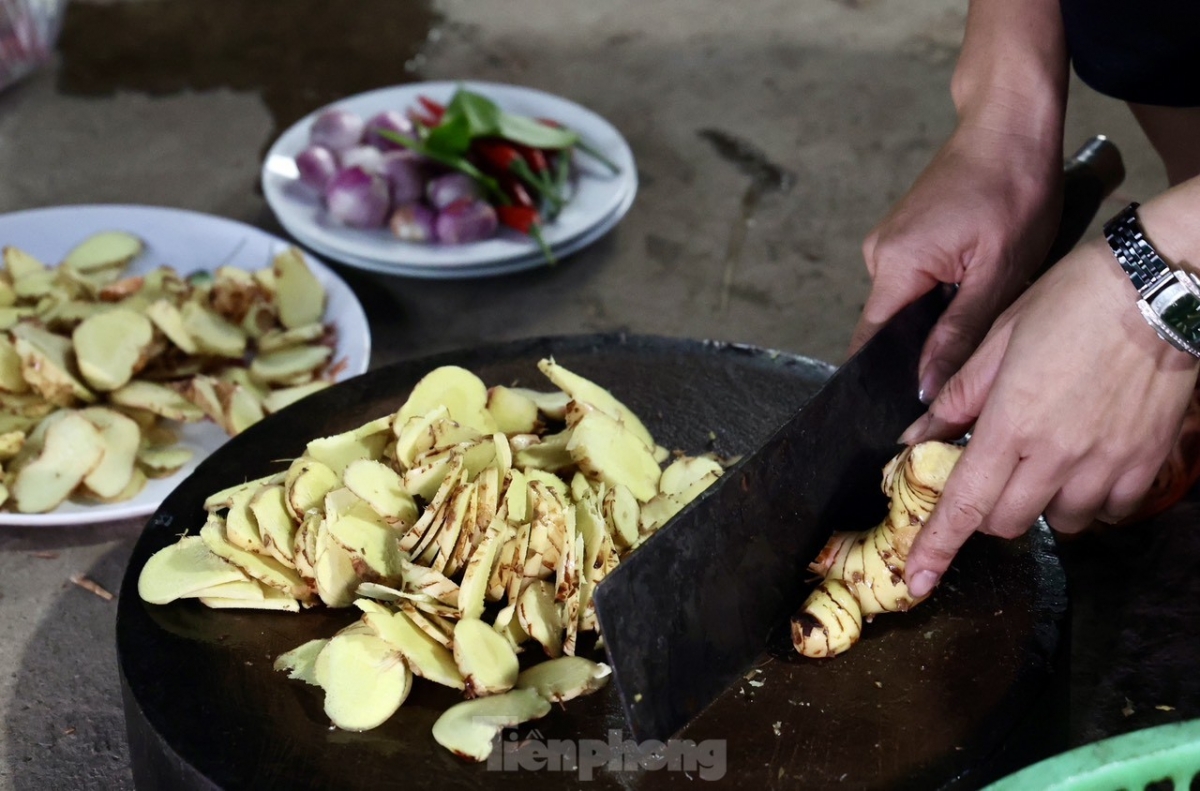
left=849, top=124, right=1063, bottom=402
left=898, top=236, right=1200, bottom=598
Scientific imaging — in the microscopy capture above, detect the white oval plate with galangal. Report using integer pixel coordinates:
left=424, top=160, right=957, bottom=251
left=0, top=204, right=371, bottom=526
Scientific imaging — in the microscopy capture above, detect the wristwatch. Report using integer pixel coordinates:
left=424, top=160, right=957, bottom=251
left=1104, top=202, right=1200, bottom=358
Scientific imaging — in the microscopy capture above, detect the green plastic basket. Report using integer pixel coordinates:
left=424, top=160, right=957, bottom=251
left=982, top=720, right=1200, bottom=791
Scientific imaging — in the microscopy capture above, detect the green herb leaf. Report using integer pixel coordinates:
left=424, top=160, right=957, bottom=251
left=494, top=114, right=579, bottom=149
left=419, top=87, right=585, bottom=156
left=423, top=114, right=472, bottom=156
left=376, top=129, right=507, bottom=203
left=423, top=89, right=503, bottom=156
left=451, top=90, right=502, bottom=135
left=573, top=140, right=620, bottom=174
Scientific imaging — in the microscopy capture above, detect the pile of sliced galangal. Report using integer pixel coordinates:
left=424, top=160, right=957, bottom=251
left=0, top=231, right=337, bottom=513
left=139, top=360, right=726, bottom=760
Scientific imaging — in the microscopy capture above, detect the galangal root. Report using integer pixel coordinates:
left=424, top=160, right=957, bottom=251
left=792, top=440, right=962, bottom=658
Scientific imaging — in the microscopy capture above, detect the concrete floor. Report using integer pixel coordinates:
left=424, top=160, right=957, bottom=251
left=0, top=1, right=1179, bottom=789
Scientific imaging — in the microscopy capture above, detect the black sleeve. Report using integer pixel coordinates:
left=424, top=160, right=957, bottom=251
left=1060, top=0, right=1200, bottom=107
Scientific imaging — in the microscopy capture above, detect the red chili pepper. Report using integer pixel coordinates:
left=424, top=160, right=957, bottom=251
left=496, top=204, right=557, bottom=265
left=512, top=142, right=549, bottom=174
left=501, top=176, right=536, bottom=209
left=407, top=96, right=447, bottom=127
left=537, top=117, right=563, bottom=129
left=418, top=95, right=446, bottom=123
left=473, top=139, right=565, bottom=212
left=408, top=108, right=440, bottom=128
left=497, top=205, right=540, bottom=234
left=473, top=139, right=523, bottom=172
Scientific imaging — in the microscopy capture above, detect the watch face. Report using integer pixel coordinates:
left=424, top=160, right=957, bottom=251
left=1162, top=291, right=1200, bottom=344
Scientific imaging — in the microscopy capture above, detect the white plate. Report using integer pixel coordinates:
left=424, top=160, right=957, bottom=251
left=261, top=80, right=636, bottom=272
left=291, top=169, right=638, bottom=280
left=0, top=204, right=372, bottom=526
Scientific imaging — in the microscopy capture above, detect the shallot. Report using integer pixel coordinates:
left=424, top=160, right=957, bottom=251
left=380, top=151, right=426, bottom=204
left=363, top=110, right=415, bottom=150
left=434, top=199, right=498, bottom=244
left=389, top=203, right=437, bottom=242
left=309, top=109, right=364, bottom=153
left=426, top=173, right=482, bottom=210
left=295, top=145, right=338, bottom=193
left=338, top=145, right=385, bottom=174
left=324, top=166, right=389, bottom=229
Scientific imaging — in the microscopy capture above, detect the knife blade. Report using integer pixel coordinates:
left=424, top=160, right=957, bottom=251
left=591, top=135, right=1126, bottom=744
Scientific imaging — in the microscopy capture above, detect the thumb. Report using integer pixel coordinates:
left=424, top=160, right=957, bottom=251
left=900, top=326, right=1015, bottom=597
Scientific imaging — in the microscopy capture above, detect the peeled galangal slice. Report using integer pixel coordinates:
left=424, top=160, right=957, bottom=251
left=452, top=617, right=519, bottom=698
left=394, top=366, right=498, bottom=436
left=77, top=407, right=141, bottom=499
left=72, top=309, right=156, bottom=392
left=312, top=632, right=411, bottom=731
left=431, top=687, right=551, bottom=762
left=60, top=230, right=143, bottom=273
left=515, top=656, right=611, bottom=703
left=137, top=535, right=250, bottom=605
left=11, top=411, right=106, bottom=513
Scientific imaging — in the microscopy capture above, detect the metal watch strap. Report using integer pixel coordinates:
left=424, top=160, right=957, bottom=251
left=1104, top=202, right=1200, bottom=359
left=1104, top=202, right=1172, bottom=295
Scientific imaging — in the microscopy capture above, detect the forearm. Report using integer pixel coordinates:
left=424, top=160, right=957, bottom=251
left=1134, top=175, right=1200, bottom=278
left=949, top=0, right=1070, bottom=146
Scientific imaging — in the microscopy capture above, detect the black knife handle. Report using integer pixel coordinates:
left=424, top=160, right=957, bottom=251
left=1032, top=135, right=1126, bottom=280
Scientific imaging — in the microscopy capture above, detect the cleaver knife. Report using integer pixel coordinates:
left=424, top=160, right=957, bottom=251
left=591, top=136, right=1126, bottom=744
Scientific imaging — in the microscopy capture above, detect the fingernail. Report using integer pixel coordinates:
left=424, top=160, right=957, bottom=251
left=898, top=413, right=930, bottom=445
left=918, top=360, right=953, bottom=405
left=908, top=570, right=940, bottom=598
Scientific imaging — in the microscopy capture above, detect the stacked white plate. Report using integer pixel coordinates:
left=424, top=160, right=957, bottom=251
left=261, top=81, right=638, bottom=280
